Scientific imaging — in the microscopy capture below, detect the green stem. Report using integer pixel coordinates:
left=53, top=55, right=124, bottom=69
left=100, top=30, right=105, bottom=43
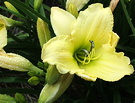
left=120, top=0, right=135, bottom=34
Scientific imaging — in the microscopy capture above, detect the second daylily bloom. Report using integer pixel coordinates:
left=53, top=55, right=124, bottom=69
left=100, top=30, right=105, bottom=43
left=0, top=15, right=44, bottom=75
left=0, top=14, right=22, bottom=50
left=42, top=3, right=134, bottom=81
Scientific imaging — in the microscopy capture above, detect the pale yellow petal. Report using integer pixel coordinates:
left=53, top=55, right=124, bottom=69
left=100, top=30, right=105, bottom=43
left=0, top=26, right=7, bottom=50
left=109, top=31, right=120, bottom=48
left=41, top=35, right=83, bottom=74
left=71, top=3, right=113, bottom=51
left=51, top=7, right=76, bottom=35
left=76, top=73, right=97, bottom=81
left=78, top=44, right=134, bottom=81
left=66, top=0, right=90, bottom=11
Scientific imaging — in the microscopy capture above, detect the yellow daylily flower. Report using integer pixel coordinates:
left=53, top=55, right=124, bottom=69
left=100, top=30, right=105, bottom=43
left=66, top=0, right=90, bottom=11
left=0, top=14, right=22, bottom=50
left=41, top=3, right=134, bottom=82
left=0, top=15, right=44, bottom=75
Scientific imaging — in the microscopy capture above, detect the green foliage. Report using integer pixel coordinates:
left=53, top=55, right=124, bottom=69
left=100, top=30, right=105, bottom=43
left=0, top=0, right=135, bottom=103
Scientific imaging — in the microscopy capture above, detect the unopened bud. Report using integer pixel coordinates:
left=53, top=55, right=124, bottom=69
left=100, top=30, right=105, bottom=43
left=4, top=1, right=20, bottom=15
left=28, top=76, right=40, bottom=85
left=37, top=18, right=51, bottom=48
left=34, top=0, right=43, bottom=11
left=66, top=0, right=90, bottom=11
left=28, top=69, right=44, bottom=77
left=28, top=70, right=37, bottom=76
left=0, top=94, right=16, bottom=103
left=0, top=53, right=44, bottom=76
left=15, top=93, right=26, bottom=103
left=44, top=62, right=49, bottom=70
left=67, top=3, right=78, bottom=18
left=46, top=65, right=61, bottom=84
left=38, top=74, right=74, bottom=103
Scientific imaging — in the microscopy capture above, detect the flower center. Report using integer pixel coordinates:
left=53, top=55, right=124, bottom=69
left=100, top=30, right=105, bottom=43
left=75, top=40, right=96, bottom=65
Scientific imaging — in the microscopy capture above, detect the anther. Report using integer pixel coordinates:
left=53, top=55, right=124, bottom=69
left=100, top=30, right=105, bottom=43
left=83, top=49, right=89, bottom=57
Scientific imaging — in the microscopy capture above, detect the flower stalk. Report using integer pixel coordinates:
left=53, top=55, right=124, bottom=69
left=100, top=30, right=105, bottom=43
left=46, top=65, right=61, bottom=84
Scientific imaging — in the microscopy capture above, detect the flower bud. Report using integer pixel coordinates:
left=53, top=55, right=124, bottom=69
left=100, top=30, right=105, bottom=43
left=0, top=94, right=16, bottom=103
left=0, top=14, right=23, bottom=29
left=66, top=0, right=90, bottom=11
left=0, top=53, right=44, bottom=76
left=46, top=65, right=61, bottom=84
left=28, top=76, right=40, bottom=85
left=38, top=74, right=74, bottom=103
left=37, top=18, right=51, bottom=48
left=34, top=0, right=43, bottom=11
left=4, top=1, right=20, bottom=15
left=15, top=93, right=26, bottom=103
left=67, top=3, right=78, bottom=18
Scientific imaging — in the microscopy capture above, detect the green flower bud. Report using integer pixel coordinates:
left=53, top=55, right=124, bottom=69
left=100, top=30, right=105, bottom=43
left=38, top=74, right=74, bottom=103
left=37, top=18, right=51, bottom=48
left=0, top=14, right=23, bottom=29
left=28, top=70, right=37, bottom=77
left=44, top=62, right=49, bottom=69
left=15, top=93, right=26, bottom=103
left=28, top=69, right=44, bottom=77
left=34, top=0, right=43, bottom=11
left=67, top=3, right=78, bottom=18
left=4, top=1, right=20, bottom=15
left=28, top=76, right=40, bottom=85
left=0, top=94, right=16, bottom=103
left=46, top=65, right=61, bottom=84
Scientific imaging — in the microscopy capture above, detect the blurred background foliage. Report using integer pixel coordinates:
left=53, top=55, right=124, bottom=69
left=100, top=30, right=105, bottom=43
left=0, top=0, right=135, bottom=103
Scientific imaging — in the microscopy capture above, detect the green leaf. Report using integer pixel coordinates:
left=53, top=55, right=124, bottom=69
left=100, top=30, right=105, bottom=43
left=0, top=89, right=40, bottom=94
left=0, top=77, right=27, bottom=83
left=43, top=4, right=51, bottom=12
left=0, top=6, right=25, bottom=19
left=113, top=90, right=121, bottom=103
left=120, top=0, right=135, bottom=34
left=7, top=0, right=50, bottom=25
left=116, top=45, right=135, bottom=53
left=73, top=99, right=87, bottom=103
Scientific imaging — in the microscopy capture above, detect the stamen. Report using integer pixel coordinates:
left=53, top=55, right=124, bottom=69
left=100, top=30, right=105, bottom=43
left=75, top=53, right=85, bottom=64
left=82, top=54, right=90, bottom=65
left=75, top=40, right=96, bottom=65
